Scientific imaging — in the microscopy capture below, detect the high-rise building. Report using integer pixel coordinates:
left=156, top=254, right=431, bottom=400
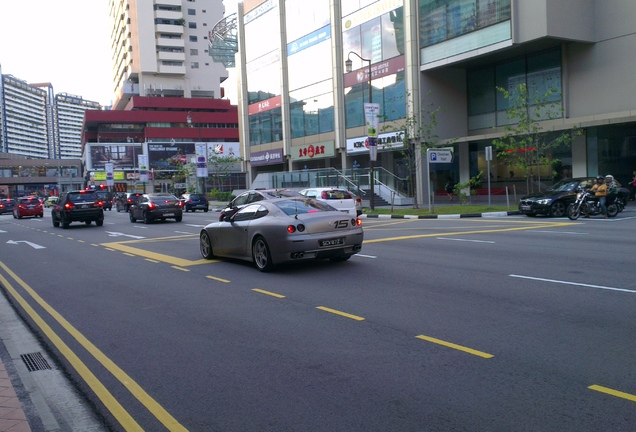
left=0, top=67, right=101, bottom=160
left=109, top=0, right=229, bottom=110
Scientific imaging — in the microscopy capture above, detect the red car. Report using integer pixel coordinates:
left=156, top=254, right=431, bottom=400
left=13, top=196, right=44, bottom=218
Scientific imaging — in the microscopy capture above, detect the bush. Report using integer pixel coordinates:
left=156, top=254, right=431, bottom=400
left=208, top=190, right=234, bottom=202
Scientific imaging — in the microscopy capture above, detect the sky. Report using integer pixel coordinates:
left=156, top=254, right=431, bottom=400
left=0, top=0, right=239, bottom=107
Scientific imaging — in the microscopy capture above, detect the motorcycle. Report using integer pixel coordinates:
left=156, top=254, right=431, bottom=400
left=567, top=188, right=618, bottom=220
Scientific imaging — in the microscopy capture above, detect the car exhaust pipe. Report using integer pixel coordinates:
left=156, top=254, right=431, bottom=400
left=353, top=244, right=362, bottom=252
left=291, top=252, right=304, bottom=259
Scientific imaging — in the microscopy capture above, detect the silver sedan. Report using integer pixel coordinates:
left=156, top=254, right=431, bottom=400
left=199, top=198, right=364, bottom=272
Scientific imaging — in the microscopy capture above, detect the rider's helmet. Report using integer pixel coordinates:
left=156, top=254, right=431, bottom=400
left=596, top=175, right=604, bottom=181
left=605, top=174, right=614, bottom=180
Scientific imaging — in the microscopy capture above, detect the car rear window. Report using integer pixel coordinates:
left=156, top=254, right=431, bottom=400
left=69, top=192, right=98, bottom=202
left=321, top=190, right=352, bottom=200
left=274, top=198, right=336, bottom=215
left=18, top=197, right=40, bottom=204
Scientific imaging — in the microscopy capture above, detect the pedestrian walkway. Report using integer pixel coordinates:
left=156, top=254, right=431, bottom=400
left=0, top=359, right=30, bottom=432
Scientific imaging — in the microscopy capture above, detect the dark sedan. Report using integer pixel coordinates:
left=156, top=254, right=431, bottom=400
left=200, top=198, right=364, bottom=272
left=129, top=193, right=183, bottom=223
left=518, top=177, right=596, bottom=217
left=0, top=198, right=15, bottom=215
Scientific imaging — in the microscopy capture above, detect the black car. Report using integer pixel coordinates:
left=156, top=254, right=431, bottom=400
left=519, top=178, right=597, bottom=217
left=116, top=192, right=143, bottom=212
left=52, top=190, right=104, bottom=228
left=95, top=190, right=114, bottom=210
left=0, top=198, right=15, bottom=215
left=181, top=193, right=209, bottom=212
left=129, top=193, right=183, bottom=223
left=220, top=188, right=303, bottom=221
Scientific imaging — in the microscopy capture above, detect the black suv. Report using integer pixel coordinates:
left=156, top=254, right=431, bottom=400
left=52, top=190, right=104, bottom=229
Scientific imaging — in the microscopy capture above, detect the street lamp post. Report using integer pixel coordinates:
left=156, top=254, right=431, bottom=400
left=346, top=51, right=375, bottom=210
left=187, top=112, right=206, bottom=195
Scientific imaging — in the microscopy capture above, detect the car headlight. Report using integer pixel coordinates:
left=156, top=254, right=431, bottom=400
left=536, top=199, right=552, bottom=205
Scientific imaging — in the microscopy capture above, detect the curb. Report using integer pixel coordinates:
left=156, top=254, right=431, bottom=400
left=361, top=211, right=521, bottom=219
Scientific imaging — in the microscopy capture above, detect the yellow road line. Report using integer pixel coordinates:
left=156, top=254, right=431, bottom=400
left=416, top=334, right=494, bottom=358
left=206, top=275, right=230, bottom=283
left=252, top=288, right=285, bottom=298
left=589, top=385, right=636, bottom=402
left=364, top=222, right=574, bottom=244
left=0, top=265, right=142, bottom=431
left=316, top=306, right=365, bottom=321
left=0, top=261, right=188, bottom=431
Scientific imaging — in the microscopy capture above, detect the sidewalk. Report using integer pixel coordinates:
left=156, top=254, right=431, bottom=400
left=0, top=359, right=30, bottom=432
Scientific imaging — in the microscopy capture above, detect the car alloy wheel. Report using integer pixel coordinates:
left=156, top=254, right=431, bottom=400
left=252, top=236, right=273, bottom=272
left=200, top=231, right=214, bottom=259
left=550, top=201, right=566, bottom=217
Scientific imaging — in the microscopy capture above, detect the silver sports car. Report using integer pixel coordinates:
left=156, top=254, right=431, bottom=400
left=199, top=197, right=364, bottom=272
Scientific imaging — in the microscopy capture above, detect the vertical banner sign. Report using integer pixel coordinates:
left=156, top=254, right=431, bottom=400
left=138, top=155, right=149, bottom=182
left=195, top=143, right=208, bottom=178
left=364, top=103, right=380, bottom=162
left=105, top=163, right=114, bottom=187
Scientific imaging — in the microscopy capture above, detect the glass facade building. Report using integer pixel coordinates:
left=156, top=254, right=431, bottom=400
left=237, top=0, right=636, bottom=206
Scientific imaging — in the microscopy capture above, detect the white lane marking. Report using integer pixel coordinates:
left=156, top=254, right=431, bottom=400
left=105, top=231, right=146, bottom=239
left=436, top=237, right=494, bottom=244
left=510, top=274, right=636, bottom=294
left=355, top=254, right=377, bottom=259
left=174, top=231, right=196, bottom=235
left=6, top=240, right=46, bottom=249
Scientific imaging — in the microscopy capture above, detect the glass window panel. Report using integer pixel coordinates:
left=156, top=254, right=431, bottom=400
left=468, top=68, right=495, bottom=115
left=285, top=0, right=330, bottom=42
left=382, top=7, right=404, bottom=59
left=288, top=42, right=332, bottom=91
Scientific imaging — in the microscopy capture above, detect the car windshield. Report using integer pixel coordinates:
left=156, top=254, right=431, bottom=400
left=262, top=190, right=302, bottom=198
left=274, top=198, right=336, bottom=215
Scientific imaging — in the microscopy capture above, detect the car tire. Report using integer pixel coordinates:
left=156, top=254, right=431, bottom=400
left=549, top=201, right=566, bottom=217
left=62, top=216, right=70, bottom=229
left=129, top=212, right=137, bottom=223
left=252, top=236, right=274, bottom=272
left=204, top=208, right=209, bottom=213
left=96, top=219, right=104, bottom=227
left=143, top=211, right=151, bottom=224
left=175, top=215, right=182, bottom=222
left=85, top=221, right=92, bottom=226
left=200, top=231, right=215, bottom=259
left=52, top=215, right=60, bottom=228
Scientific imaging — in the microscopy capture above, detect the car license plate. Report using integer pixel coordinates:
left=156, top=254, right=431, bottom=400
left=163, top=213, right=174, bottom=216
left=521, top=205, right=531, bottom=210
left=80, top=204, right=87, bottom=209
left=320, top=238, right=344, bottom=247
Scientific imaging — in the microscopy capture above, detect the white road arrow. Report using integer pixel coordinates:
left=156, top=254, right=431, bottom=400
left=104, top=231, right=146, bottom=239
left=6, top=240, right=46, bottom=249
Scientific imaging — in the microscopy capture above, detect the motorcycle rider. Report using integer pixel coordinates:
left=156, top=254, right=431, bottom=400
left=590, top=175, right=608, bottom=218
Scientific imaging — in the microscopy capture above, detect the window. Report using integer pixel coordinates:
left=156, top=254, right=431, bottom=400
left=188, top=8, right=196, bottom=15
left=188, top=22, right=197, bottom=29
left=189, top=35, right=198, bottom=42
left=191, top=62, right=199, bottom=69
left=190, top=49, right=198, bottom=55
left=467, top=48, right=562, bottom=130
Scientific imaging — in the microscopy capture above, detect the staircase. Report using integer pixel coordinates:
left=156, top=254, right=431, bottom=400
left=360, top=189, right=391, bottom=207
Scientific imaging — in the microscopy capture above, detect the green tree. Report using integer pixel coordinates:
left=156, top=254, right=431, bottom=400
left=207, top=153, right=243, bottom=192
left=492, top=83, right=580, bottom=194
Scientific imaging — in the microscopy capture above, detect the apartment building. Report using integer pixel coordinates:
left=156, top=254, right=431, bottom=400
left=109, top=0, right=230, bottom=110
left=237, top=0, right=636, bottom=205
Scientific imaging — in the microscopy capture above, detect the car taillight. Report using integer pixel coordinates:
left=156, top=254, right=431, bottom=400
left=65, top=202, right=74, bottom=209
left=96, top=201, right=104, bottom=207
left=356, top=198, right=361, bottom=204
left=287, top=224, right=305, bottom=233
left=355, top=218, right=362, bottom=226
left=147, top=202, right=156, bottom=210
left=178, top=201, right=184, bottom=208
